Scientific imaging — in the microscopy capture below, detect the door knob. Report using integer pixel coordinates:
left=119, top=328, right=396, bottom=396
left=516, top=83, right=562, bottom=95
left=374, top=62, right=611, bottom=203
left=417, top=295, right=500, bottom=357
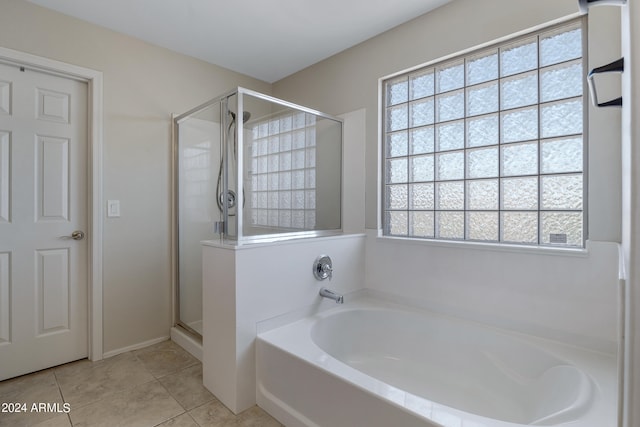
left=61, top=230, right=85, bottom=240
left=71, top=230, right=85, bottom=240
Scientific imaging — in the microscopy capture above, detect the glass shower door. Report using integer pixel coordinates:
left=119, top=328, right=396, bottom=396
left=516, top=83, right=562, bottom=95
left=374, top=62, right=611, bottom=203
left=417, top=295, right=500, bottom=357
left=175, top=101, right=223, bottom=337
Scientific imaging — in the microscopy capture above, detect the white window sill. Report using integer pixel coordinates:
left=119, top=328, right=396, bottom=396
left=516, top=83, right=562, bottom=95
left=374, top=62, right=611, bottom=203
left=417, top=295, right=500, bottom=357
left=372, top=229, right=590, bottom=257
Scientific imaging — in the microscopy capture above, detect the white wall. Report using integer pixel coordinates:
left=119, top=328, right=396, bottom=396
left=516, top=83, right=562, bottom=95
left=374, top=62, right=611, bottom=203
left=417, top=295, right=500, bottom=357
left=365, top=233, right=620, bottom=352
left=202, top=234, right=366, bottom=413
left=0, top=0, right=272, bottom=354
left=621, top=3, right=640, bottom=426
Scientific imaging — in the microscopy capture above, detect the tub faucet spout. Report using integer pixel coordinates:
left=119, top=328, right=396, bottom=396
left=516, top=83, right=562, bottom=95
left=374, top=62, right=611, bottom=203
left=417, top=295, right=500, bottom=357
left=319, top=287, right=344, bottom=304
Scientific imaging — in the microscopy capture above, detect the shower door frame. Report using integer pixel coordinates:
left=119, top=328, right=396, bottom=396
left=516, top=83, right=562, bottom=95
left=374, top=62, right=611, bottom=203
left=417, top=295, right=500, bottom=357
left=171, top=87, right=345, bottom=336
left=172, top=91, right=230, bottom=338
left=231, top=87, right=345, bottom=244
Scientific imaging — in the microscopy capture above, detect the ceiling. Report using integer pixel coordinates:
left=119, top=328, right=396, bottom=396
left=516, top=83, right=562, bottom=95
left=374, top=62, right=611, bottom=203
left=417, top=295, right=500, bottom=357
left=27, top=0, right=451, bottom=83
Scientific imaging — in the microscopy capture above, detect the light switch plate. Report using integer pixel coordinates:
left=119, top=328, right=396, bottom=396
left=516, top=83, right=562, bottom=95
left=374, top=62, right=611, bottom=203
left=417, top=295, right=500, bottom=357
left=107, top=200, right=120, bottom=217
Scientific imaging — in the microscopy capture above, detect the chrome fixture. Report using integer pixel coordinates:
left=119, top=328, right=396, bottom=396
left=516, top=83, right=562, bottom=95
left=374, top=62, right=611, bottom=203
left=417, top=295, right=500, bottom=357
left=313, top=255, right=333, bottom=281
left=587, top=58, right=624, bottom=108
left=215, top=109, right=251, bottom=214
left=578, top=0, right=626, bottom=13
left=319, top=288, right=344, bottom=304
left=218, top=189, right=238, bottom=210
left=213, top=221, right=225, bottom=234
left=229, top=110, right=251, bottom=125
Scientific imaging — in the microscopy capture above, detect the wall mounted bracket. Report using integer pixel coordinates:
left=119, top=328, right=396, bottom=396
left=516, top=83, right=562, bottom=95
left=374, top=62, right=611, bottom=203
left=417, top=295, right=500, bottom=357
left=587, top=57, right=624, bottom=108
left=578, top=0, right=627, bottom=13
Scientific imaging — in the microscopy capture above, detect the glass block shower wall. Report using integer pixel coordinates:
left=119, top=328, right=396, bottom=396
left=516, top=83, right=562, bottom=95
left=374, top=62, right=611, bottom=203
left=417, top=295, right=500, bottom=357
left=247, top=112, right=318, bottom=230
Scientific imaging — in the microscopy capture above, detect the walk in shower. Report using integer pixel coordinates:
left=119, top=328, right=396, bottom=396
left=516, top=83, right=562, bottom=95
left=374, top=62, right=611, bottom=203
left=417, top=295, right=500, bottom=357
left=172, top=87, right=343, bottom=337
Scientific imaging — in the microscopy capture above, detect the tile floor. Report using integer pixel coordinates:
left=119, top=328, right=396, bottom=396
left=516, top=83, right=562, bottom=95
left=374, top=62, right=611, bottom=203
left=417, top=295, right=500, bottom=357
left=0, top=340, right=282, bottom=427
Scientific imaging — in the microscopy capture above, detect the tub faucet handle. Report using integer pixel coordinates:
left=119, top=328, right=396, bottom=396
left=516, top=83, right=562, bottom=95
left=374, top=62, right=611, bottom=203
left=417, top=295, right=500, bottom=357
left=322, top=263, right=333, bottom=280
left=313, top=255, right=333, bottom=281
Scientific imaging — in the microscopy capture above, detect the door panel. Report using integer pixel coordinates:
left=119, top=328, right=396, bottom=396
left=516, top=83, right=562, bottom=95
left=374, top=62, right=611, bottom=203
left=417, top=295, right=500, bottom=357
left=37, top=135, right=70, bottom=221
left=0, top=130, right=8, bottom=223
left=0, top=62, right=87, bottom=381
left=0, top=252, right=9, bottom=344
left=37, top=248, right=70, bottom=334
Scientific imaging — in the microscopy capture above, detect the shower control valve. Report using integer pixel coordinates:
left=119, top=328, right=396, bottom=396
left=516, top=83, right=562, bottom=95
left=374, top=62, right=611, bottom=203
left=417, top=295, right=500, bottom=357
left=313, top=255, right=333, bottom=281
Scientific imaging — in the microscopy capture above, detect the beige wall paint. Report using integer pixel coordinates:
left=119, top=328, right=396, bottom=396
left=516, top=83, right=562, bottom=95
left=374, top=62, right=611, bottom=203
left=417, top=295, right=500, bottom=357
left=0, top=0, right=272, bottom=354
left=273, top=0, right=621, bottom=242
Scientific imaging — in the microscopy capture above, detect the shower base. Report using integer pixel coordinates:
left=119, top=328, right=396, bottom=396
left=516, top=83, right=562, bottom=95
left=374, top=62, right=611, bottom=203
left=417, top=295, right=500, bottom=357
left=171, top=326, right=202, bottom=361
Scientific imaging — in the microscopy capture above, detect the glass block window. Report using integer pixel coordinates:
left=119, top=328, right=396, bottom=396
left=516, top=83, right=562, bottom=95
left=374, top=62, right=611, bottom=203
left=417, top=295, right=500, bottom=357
left=382, top=20, right=585, bottom=247
left=248, top=112, right=316, bottom=229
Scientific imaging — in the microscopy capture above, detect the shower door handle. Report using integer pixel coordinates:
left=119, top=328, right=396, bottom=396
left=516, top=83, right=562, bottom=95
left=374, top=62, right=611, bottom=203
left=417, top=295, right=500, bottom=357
left=587, top=57, right=623, bottom=108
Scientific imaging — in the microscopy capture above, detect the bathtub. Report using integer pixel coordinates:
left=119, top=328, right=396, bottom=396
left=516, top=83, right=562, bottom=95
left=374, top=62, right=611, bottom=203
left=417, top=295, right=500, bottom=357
left=256, top=296, right=617, bottom=427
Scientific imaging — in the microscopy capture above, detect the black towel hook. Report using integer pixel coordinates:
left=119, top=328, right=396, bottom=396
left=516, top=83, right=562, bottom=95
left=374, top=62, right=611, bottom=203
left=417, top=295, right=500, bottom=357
left=587, top=58, right=624, bottom=108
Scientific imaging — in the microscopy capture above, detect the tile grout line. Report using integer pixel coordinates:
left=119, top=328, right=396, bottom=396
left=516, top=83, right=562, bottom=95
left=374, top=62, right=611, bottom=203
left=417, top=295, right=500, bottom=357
left=51, top=366, right=73, bottom=427
left=152, top=411, right=202, bottom=427
left=155, top=372, right=190, bottom=415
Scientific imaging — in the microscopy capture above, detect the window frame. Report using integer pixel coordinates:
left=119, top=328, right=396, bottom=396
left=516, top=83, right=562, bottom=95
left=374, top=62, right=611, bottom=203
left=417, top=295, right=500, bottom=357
left=379, top=16, right=589, bottom=249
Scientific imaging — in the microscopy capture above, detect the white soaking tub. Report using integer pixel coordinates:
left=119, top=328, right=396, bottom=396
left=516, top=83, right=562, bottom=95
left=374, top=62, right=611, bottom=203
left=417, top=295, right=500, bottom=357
left=256, top=296, right=617, bottom=427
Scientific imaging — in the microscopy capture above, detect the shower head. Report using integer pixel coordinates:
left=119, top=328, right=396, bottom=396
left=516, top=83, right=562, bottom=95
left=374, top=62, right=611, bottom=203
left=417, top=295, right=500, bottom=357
left=229, top=110, right=251, bottom=124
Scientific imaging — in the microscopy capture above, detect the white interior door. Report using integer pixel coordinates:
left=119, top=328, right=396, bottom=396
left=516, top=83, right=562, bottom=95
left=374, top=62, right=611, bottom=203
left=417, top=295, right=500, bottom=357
left=0, top=62, right=88, bottom=381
